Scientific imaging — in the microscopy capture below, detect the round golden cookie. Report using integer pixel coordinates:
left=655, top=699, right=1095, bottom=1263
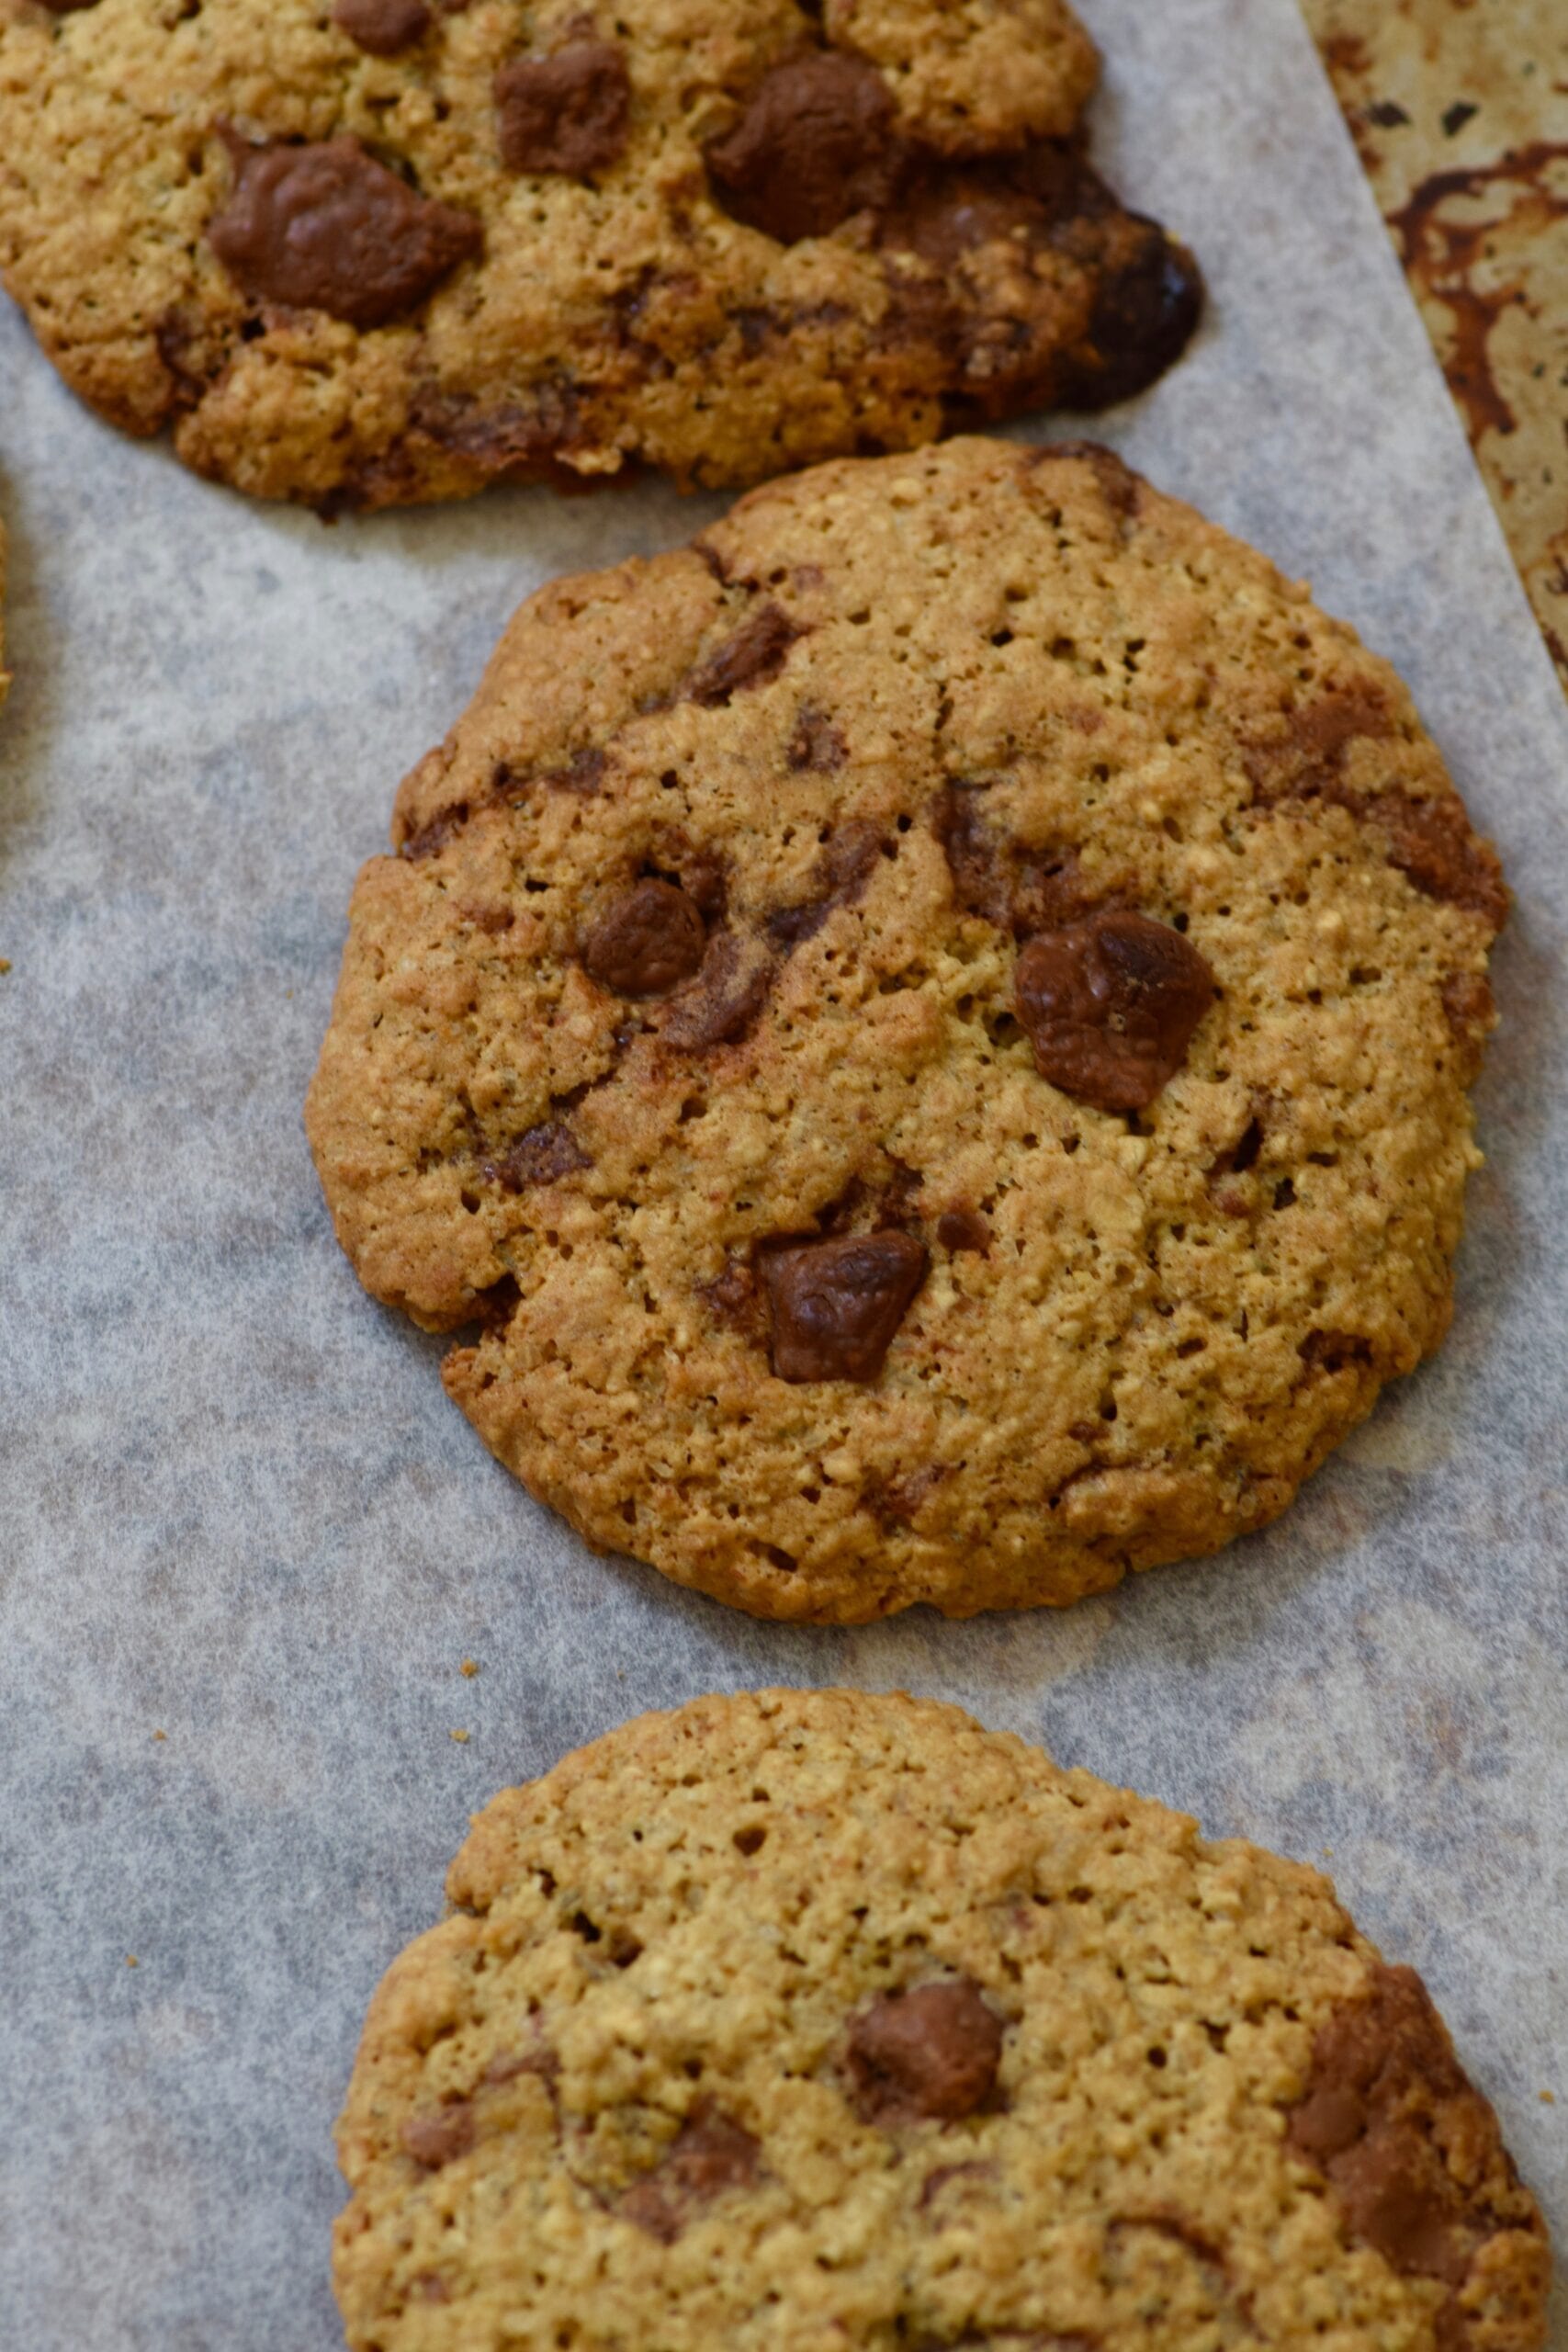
left=0, top=0, right=1201, bottom=511
left=333, top=1689, right=1551, bottom=2352
left=307, top=437, right=1506, bottom=1622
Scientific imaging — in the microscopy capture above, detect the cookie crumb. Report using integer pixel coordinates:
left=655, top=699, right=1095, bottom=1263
left=152, top=1728, right=167, bottom=1742
left=450, top=1728, right=470, bottom=1744
left=1540, top=2088, right=1555, bottom=2105
left=460, top=1658, right=479, bottom=1679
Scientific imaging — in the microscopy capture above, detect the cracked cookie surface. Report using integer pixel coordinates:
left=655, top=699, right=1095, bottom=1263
left=333, top=1688, right=1551, bottom=2352
left=306, top=437, right=1506, bottom=1622
left=0, top=0, right=1200, bottom=509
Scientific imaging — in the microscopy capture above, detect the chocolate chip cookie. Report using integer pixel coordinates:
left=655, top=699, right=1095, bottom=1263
left=333, top=1688, right=1551, bottom=2352
left=0, top=0, right=1201, bottom=510
left=307, top=438, right=1506, bottom=1621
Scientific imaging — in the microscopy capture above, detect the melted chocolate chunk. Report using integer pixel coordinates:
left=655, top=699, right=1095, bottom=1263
left=933, top=786, right=1099, bottom=938
left=766, top=820, right=882, bottom=948
left=661, top=933, right=774, bottom=1050
left=495, top=40, right=631, bottom=177
left=1014, top=910, right=1215, bottom=1114
left=1243, top=686, right=1396, bottom=803
left=1054, top=225, right=1206, bottom=410
left=485, top=1121, right=591, bottom=1192
left=697, top=1250, right=765, bottom=1339
left=1371, top=792, right=1509, bottom=931
left=1041, top=437, right=1143, bottom=522
left=621, top=2106, right=761, bottom=2243
left=401, top=2100, right=475, bottom=2168
left=684, top=603, right=803, bottom=707
left=1297, top=1329, right=1373, bottom=1375
left=1286, top=1962, right=1538, bottom=2339
left=1440, top=971, right=1495, bottom=1080
left=583, top=879, right=706, bottom=998
left=38, top=0, right=101, bottom=11
left=868, top=1462, right=947, bottom=1530
left=333, top=0, right=430, bottom=57
left=787, top=705, right=847, bottom=773
left=846, top=1977, right=1003, bottom=2124
left=878, top=145, right=1202, bottom=416
left=1245, top=702, right=1506, bottom=933
left=705, top=53, right=898, bottom=243
left=764, top=1230, right=928, bottom=1383
left=937, top=1207, right=990, bottom=1256
left=208, top=136, right=481, bottom=329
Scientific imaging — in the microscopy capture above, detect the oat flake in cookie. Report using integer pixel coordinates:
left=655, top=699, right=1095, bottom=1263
left=333, top=1689, right=1551, bottom=2352
left=0, top=0, right=1201, bottom=510
left=306, top=438, right=1506, bottom=1622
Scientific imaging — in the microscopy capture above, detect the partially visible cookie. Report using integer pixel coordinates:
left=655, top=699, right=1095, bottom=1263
left=333, top=1688, right=1551, bottom=2352
left=0, top=0, right=1200, bottom=509
left=307, top=437, right=1506, bottom=1622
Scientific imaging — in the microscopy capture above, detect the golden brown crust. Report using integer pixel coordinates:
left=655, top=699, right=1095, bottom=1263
left=307, top=438, right=1505, bottom=1622
left=333, top=1690, right=1551, bottom=2352
left=0, top=0, right=1206, bottom=510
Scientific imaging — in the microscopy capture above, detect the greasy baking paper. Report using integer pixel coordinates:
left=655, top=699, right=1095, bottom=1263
left=0, top=0, right=1563, bottom=2340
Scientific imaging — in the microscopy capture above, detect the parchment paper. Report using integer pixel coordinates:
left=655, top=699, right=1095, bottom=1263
left=1, top=1, right=1564, bottom=2342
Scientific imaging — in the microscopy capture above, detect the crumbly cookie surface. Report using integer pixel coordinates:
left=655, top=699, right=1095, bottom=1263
left=333, top=1689, right=1551, bottom=2352
left=0, top=0, right=1201, bottom=510
left=307, top=438, right=1505, bottom=1622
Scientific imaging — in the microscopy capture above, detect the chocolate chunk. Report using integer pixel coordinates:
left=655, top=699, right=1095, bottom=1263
left=1041, top=437, right=1143, bottom=523
left=208, top=136, right=481, bottom=329
left=485, top=1120, right=591, bottom=1192
left=934, top=784, right=1016, bottom=929
left=1371, top=793, right=1508, bottom=931
left=1297, top=1329, right=1373, bottom=1375
left=879, top=145, right=1202, bottom=416
left=1285, top=1962, right=1541, bottom=2335
left=705, top=53, right=898, bottom=243
left=583, top=880, right=706, bottom=998
left=154, top=306, right=222, bottom=413
left=495, top=40, right=631, bottom=177
left=846, top=1977, right=1003, bottom=2124
left=1440, top=971, right=1495, bottom=1079
left=38, top=0, right=101, bottom=12
left=401, top=800, right=469, bottom=862
left=787, top=706, right=847, bottom=773
left=764, top=1231, right=928, bottom=1383
left=937, top=1208, right=989, bottom=1256
left=868, top=1462, right=947, bottom=1529
left=543, top=746, right=607, bottom=797
left=333, top=0, right=430, bottom=57
left=411, top=380, right=583, bottom=474
left=684, top=603, right=803, bottom=706
left=698, top=1250, right=765, bottom=1339
left=622, top=2106, right=760, bottom=2243
left=401, top=2100, right=475, bottom=2168
left=1014, top=910, right=1215, bottom=1114
left=1243, top=686, right=1396, bottom=804
left=767, top=820, right=882, bottom=948
left=661, top=933, right=774, bottom=1050
left=1055, top=223, right=1205, bottom=411
left=933, top=787, right=1099, bottom=938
